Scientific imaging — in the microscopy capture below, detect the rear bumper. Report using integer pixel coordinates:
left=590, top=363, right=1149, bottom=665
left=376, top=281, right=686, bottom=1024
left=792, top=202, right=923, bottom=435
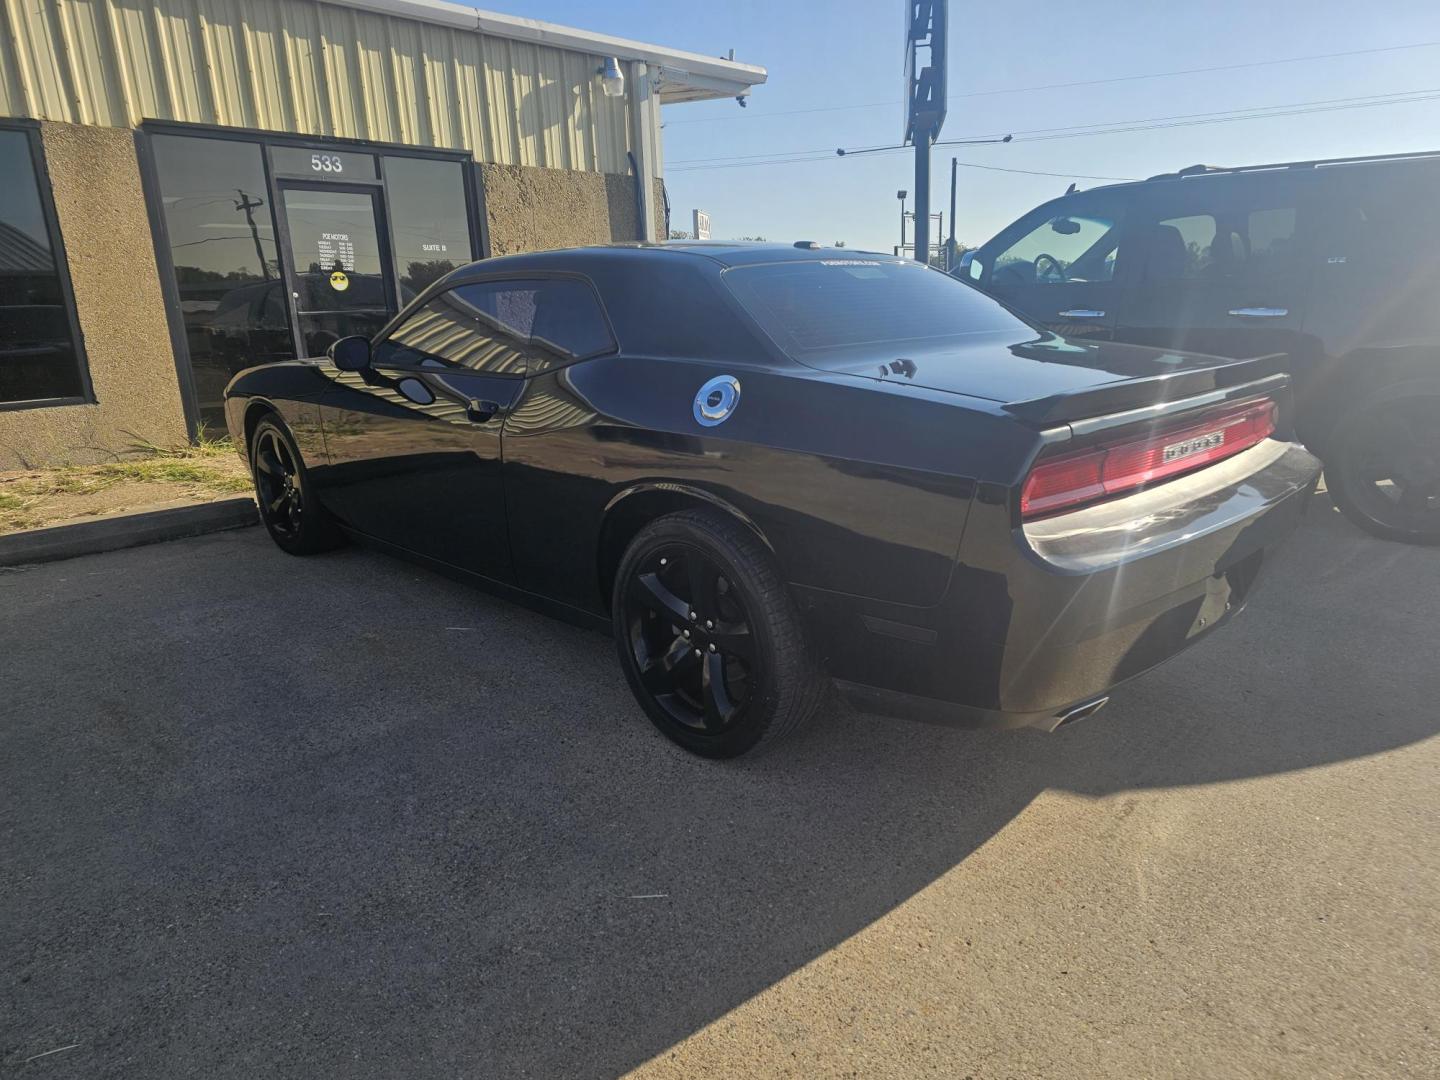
left=808, top=439, right=1322, bottom=730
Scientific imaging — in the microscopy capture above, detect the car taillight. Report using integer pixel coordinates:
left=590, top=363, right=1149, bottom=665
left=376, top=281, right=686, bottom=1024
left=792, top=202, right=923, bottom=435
left=1021, top=398, right=1277, bottom=520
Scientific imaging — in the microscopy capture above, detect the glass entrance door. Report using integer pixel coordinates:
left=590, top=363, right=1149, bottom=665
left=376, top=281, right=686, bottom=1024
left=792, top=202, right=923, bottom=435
left=279, top=183, right=395, bottom=356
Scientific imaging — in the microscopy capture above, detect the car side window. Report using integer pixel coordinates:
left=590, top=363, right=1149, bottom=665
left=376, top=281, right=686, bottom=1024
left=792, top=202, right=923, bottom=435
left=1245, top=207, right=1298, bottom=280
left=1140, top=214, right=1225, bottom=280
left=372, top=279, right=614, bottom=376
left=1139, top=202, right=1299, bottom=284
left=988, top=207, right=1124, bottom=288
left=458, top=279, right=615, bottom=374
left=372, top=286, right=530, bottom=374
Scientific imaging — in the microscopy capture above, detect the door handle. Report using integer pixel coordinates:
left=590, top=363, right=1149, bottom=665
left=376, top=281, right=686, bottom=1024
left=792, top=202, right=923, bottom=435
left=1058, top=309, right=1106, bottom=318
left=466, top=399, right=500, bottom=423
left=1227, top=307, right=1288, bottom=318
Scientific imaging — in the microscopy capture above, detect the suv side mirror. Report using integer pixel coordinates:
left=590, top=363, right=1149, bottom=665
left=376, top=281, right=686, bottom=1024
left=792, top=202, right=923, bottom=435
left=328, top=335, right=372, bottom=371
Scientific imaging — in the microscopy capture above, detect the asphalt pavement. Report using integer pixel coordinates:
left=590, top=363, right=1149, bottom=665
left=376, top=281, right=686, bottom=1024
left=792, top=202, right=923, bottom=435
left=2, top=494, right=1437, bottom=1078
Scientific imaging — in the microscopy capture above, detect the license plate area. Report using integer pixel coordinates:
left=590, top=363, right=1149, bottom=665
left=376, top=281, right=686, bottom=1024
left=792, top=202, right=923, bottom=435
left=1163, top=430, right=1225, bottom=464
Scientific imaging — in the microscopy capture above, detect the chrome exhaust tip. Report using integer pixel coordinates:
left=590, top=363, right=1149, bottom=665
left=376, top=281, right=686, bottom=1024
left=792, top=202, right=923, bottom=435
left=1053, top=696, right=1110, bottom=729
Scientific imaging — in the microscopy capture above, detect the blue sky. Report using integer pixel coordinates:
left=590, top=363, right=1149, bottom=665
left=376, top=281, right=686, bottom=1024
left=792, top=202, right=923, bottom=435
left=475, top=0, right=1440, bottom=251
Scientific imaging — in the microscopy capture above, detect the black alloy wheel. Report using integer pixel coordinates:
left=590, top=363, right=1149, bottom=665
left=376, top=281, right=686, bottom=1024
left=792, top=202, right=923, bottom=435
left=626, top=542, right=754, bottom=734
left=1329, top=391, right=1440, bottom=546
left=250, top=416, right=342, bottom=555
left=613, top=510, right=823, bottom=758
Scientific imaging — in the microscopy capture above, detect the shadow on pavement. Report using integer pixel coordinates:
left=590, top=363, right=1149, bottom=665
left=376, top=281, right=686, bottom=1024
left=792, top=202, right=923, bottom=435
left=3, top=492, right=1436, bottom=1077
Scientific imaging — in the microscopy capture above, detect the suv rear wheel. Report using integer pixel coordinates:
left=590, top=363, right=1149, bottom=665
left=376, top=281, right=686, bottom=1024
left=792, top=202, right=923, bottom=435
left=1327, top=383, right=1440, bottom=545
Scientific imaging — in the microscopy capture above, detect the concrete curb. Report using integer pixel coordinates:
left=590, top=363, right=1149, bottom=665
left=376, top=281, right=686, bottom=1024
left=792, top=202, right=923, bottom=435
left=0, top=497, right=258, bottom=567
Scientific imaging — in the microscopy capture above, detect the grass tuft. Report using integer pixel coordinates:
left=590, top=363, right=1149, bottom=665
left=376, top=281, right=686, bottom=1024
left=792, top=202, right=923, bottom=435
left=0, top=429, right=252, bottom=534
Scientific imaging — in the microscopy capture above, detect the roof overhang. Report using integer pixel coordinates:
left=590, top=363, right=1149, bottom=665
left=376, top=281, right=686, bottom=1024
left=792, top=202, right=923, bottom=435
left=330, top=0, right=767, bottom=104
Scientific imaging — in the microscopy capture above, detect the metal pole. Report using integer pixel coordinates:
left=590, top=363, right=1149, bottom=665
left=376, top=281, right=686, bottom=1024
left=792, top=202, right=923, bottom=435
left=899, top=194, right=907, bottom=254
left=948, top=157, right=958, bottom=268
left=914, top=134, right=931, bottom=264
left=236, top=189, right=271, bottom=280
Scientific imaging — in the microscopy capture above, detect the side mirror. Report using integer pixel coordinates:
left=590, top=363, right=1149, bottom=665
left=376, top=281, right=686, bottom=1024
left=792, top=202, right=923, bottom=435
left=1051, top=217, right=1082, bottom=236
left=328, top=335, right=372, bottom=371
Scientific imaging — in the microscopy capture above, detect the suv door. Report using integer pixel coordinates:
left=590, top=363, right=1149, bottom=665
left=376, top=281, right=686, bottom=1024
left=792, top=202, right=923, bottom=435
left=1118, top=173, right=1319, bottom=361
left=1305, top=158, right=1440, bottom=361
left=969, top=192, right=1132, bottom=340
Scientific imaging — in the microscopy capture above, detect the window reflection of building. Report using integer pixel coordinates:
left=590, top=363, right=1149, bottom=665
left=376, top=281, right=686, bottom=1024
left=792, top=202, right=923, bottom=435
left=386, top=291, right=531, bottom=375
left=152, top=135, right=291, bottom=427
left=384, top=156, right=472, bottom=296
left=505, top=371, right=597, bottom=435
left=150, top=134, right=478, bottom=426
left=0, top=129, right=86, bottom=405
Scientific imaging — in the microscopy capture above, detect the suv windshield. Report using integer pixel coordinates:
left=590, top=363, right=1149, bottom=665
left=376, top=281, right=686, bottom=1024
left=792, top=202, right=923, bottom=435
left=723, top=259, right=1029, bottom=358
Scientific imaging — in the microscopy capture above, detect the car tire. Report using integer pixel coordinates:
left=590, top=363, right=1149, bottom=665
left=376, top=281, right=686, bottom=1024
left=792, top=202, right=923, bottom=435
left=611, top=509, right=825, bottom=758
left=249, top=414, right=344, bottom=556
left=1326, top=382, right=1440, bottom=546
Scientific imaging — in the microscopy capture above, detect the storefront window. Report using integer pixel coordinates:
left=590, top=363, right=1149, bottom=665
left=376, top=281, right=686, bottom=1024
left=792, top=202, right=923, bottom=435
left=148, top=131, right=480, bottom=423
left=0, top=127, right=87, bottom=406
left=383, top=156, right=474, bottom=301
left=151, top=134, right=293, bottom=428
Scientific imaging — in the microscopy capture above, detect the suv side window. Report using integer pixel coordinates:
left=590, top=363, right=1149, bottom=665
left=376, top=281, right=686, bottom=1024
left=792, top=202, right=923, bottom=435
left=1146, top=214, right=1219, bottom=279
left=1140, top=200, right=1300, bottom=285
left=372, top=278, right=615, bottom=376
left=987, top=207, right=1124, bottom=288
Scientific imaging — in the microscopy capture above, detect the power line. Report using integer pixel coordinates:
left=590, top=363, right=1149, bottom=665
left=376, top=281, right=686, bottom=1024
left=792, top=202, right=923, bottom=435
left=988, top=89, right=1440, bottom=144
left=664, top=40, right=1440, bottom=126
left=672, top=89, right=1440, bottom=164
left=668, top=156, right=1136, bottom=180
left=667, top=88, right=1440, bottom=172
left=935, top=162, right=1139, bottom=181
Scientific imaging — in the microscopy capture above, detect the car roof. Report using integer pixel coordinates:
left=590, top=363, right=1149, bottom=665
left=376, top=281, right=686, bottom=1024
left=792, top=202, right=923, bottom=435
left=446, top=242, right=905, bottom=279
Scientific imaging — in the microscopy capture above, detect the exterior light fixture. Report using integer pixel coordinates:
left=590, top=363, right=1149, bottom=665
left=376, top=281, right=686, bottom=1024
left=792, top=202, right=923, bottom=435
left=598, top=57, right=625, bottom=98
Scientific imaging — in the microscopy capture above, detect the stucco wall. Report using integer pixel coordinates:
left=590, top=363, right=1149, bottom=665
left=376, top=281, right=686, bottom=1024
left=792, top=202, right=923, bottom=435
left=480, top=163, right=663, bottom=255
left=0, top=122, right=188, bottom=469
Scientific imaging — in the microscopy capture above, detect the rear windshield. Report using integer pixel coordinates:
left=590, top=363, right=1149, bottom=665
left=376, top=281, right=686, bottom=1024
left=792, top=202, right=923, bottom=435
left=722, top=259, right=1030, bottom=357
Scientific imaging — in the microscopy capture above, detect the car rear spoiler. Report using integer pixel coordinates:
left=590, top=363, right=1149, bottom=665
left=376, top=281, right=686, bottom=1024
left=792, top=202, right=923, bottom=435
left=1002, top=353, right=1288, bottom=428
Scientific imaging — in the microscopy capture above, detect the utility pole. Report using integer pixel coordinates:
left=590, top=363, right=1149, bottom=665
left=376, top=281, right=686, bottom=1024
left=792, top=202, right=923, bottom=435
left=914, top=129, right=931, bottom=265
left=896, top=189, right=908, bottom=256
left=947, top=157, right=958, bottom=270
left=235, top=189, right=271, bottom=280
left=903, top=1, right=947, bottom=266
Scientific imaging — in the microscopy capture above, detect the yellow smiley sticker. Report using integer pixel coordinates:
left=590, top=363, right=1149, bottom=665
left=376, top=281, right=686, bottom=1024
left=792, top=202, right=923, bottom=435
left=329, top=270, right=350, bottom=292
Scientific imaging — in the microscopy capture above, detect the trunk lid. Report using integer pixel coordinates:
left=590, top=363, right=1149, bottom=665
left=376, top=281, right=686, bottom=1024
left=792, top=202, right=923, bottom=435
left=814, top=330, right=1282, bottom=426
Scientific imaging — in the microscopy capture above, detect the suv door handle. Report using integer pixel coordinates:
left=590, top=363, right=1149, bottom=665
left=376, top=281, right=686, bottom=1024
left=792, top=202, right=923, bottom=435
left=1057, top=309, right=1106, bottom=318
left=467, top=399, right=500, bottom=423
left=1228, top=307, right=1288, bottom=318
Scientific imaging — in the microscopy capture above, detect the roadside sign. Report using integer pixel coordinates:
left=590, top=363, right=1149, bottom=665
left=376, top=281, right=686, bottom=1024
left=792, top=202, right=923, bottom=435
left=903, top=1, right=947, bottom=144
left=693, top=209, right=711, bottom=240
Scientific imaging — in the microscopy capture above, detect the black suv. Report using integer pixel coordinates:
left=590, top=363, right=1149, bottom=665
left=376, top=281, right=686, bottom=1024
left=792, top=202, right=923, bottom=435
left=961, top=151, right=1440, bottom=544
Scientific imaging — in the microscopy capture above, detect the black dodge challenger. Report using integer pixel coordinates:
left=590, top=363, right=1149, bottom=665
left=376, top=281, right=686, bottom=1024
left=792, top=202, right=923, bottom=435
left=224, top=242, right=1320, bottom=757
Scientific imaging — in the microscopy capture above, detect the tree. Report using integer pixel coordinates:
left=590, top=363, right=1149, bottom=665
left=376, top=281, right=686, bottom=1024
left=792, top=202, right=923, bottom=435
left=834, top=241, right=846, bottom=248
left=402, top=259, right=457, bottom=293
left=736, top=235, right=767, bottom=242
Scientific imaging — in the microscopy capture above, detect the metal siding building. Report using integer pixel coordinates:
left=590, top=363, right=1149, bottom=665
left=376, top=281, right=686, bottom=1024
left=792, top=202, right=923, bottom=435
left=0, top=0, right=648, bottom=171
left=0, top=0, right=763, bottom=466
